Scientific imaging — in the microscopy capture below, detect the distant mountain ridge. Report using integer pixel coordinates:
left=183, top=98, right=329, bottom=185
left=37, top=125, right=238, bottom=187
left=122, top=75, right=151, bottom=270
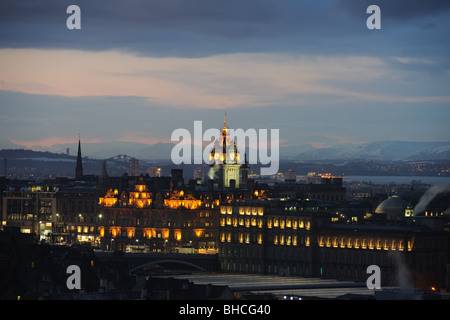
left=1, top=139, right=449, bottom=162
left=289, top=141, right=450, bottom=161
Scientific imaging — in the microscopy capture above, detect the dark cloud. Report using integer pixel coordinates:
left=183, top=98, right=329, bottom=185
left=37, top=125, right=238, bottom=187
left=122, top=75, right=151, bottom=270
left=0, top=0, right=448, bottom=58
left=0, top=0, right=355, bottom=55
left=0, top=0, right=281, bottom=30
left=338, top=0, right=450, bottom=21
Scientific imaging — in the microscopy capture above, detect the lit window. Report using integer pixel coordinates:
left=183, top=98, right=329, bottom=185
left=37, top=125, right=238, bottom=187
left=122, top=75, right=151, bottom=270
left=376, top=239, right=382, bottom=250
left=274, top=218, right=279, bottom=227
left=333, top=237, right=338, bottom=248
left=258, top=219, right=263, bottom=228
left=286, top=218, right=291, bottom=228
left=407, top=240, right=413, bottom=251
left=257, top=234, right=263, bottom=245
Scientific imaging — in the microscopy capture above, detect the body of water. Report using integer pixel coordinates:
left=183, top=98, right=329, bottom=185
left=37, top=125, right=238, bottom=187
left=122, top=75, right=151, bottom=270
left=344, top=175, right=450, bottom=185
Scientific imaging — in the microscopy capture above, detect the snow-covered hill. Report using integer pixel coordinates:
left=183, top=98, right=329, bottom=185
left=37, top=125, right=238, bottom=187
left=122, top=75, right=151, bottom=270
left=290, top=141, right=450, bottom=161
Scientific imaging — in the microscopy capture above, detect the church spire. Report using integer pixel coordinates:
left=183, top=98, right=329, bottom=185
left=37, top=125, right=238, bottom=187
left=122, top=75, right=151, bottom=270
left=222, top=111, right=228, bottom=134
left=75, top=135, right=83, bottom=179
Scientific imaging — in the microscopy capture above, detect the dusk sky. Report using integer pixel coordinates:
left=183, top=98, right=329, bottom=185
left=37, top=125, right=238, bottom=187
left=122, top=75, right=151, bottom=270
left=1, top=0, right=449, bottom=158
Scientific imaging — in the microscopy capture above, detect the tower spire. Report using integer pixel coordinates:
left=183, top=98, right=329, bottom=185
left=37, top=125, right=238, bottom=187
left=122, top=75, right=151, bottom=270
left=75, top=135, right=83, bottom=179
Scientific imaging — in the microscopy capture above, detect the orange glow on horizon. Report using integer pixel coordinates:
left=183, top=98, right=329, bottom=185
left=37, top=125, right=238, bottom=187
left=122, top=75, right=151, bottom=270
left=11, top=137, right=104, bottom=149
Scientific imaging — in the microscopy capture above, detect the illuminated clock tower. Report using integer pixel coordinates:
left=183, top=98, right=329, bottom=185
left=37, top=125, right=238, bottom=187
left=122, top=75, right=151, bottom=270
left=208, top=114, right=241, bottom=188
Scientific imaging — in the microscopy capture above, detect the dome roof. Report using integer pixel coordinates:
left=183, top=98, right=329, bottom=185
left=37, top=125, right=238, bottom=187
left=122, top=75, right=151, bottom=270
left=375, top=195, right=408, bottom=218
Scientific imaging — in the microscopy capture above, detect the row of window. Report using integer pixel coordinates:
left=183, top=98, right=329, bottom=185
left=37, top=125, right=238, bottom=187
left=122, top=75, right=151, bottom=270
left=106, top=219, right=213, bottom=228
left=267, top=217, right=311, bottom=230
left=55, top=215, right=100, bottom=223
left=71, top=225, right=96, bottom=234
left=220, top=231, right=263, bottom=244
left=7, top=213, right=100, bottom=223
left=54, top=225, right=97, bottom=234
left=220, top=216, right=263, bottom=228
left=318, top=236, right=412, bottom=251
left=7, top=213, right=38, bottom=221
left=273, top=234, right=311, bottom=247
left=102, top=227, right=214, bottom=241
left=220, top=216, right=312, bottom=231
left=220, top=206, right=264, bottom=216
left=219, top=231, right=312, bottom=247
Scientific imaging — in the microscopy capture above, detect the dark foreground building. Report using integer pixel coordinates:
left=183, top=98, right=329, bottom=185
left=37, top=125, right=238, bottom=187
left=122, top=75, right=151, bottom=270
left=218, top=197, right=450, bottom=291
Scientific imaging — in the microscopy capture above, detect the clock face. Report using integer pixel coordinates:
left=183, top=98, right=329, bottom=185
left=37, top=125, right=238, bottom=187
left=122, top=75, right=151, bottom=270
left=229, top=153, right=235, bottom=160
